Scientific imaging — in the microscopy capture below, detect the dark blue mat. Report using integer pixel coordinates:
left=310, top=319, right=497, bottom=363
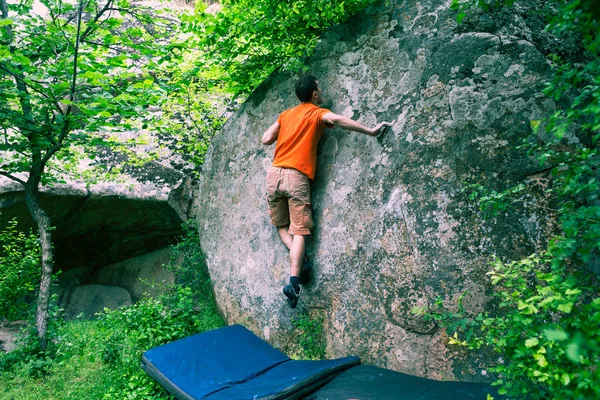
left=207, top=357, right=360, bottom=399
left=142, top=324, right=500, bottom=400
left=142, top=324, right=289, bottom=399
left=141, top=324, right=359, bottom=400
left=309, top=364, right=503, bottom=400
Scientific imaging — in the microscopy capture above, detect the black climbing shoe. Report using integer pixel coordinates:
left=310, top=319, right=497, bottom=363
left=283, top=283, right=301, bottom=309
left=299, top=257, right=312, bottom=286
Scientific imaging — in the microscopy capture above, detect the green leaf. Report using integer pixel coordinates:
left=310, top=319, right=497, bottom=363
left=557, top=302, right=573, bottom=313
left=566, top=342, right=581, bottom=363
left=525, top=337, right=539, bottom=347
left=533, top=354, right=548, bottom=368
left=12, top=54, right=31, bottom=66
left=543, top=329, right=568, bottom=341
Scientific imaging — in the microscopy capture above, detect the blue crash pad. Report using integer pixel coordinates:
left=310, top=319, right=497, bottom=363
left=207, top=357, right=360, bottom=399
left=310, top=364, right=503, bottom=399
left=141, top=324, right=359, bottom=400
left=142, top=324, right=501, bottom=399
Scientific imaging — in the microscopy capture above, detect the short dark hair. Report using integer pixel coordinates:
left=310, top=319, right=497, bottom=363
left=295, top=75, right=319, bottom=102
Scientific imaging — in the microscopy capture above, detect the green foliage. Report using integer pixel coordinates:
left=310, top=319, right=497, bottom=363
left=0, top=223, right=224, bottom=399
left=526, top=0, right=600, bottom=268
left=94, top=286, right=224, bottom=399
left=463, top=182, right=529, bottom=216
left=420, top=254, right=600, bottom=399
left=0, top=0, right=177, bottom=184
left=182, top=0, right=379, bottom=95
left=150, top=80, right=226, bottom=179
left=0, top=219, right=41, bottom=321
left=145, top=47, right=229, bottom=179
left=0, top=0, right=215, bottom=350
left=430, top=1, right=600, bottom=399
left=291, top=311, right=326, bottom=360
left=86, top=223, right=224, bottom=399
left=164, top=219, right=212, bottom=293
left=0, top=286, right=224, bottom=399
left=0, top=293, right=63, bottom=377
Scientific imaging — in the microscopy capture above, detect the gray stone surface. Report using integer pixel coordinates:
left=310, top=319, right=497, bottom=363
left=55, top=248, right=175, bottom=307
left=0, top=188, right=184, bottom=271
left=92, top=247, right=175, bottom=302
left=0, top=321, right=26, bottom=353
left=196, top=0, right=560, bottom=380
left=168, top=178, right=200, bottom=222
left=63, top=284, right=132, bottom=320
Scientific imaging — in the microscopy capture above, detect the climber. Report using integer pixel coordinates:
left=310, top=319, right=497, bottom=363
left=261, top=75, right=391, bottom=309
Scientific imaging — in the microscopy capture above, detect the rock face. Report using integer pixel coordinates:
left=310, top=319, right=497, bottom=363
left=196, top=0, right=559, bottom=380
left=0, top=187, right=183, bottom=271
left=0, top=321, right=26, bottom=353
left=56, top=247, right=175, bottom=317
left=0, top=167, right=183, bottom=321
left=63, top=284, right=132, bottom=320
left=92, top=247, right=174, bottom=302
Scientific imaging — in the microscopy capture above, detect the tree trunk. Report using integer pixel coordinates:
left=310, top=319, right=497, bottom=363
left=24, top=182, right=54, bottom=351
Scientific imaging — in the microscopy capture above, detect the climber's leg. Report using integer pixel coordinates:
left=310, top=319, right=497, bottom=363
left=277, top=226, right=293, bottom=250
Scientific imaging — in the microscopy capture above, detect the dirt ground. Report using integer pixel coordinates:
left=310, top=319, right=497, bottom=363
left=0, top=321, right=26, bottom=353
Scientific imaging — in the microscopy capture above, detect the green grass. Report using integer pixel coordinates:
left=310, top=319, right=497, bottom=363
left=0, top=286, right=224, bottom=400
left=0, top=352, right=114, bottom=399
left=0, top=320, right=126, bottom=399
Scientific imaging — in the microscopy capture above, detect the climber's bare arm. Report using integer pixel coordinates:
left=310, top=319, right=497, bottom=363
left=322, top=112, right=391, bottom=136
left=262, top=121, right=280, bottom=145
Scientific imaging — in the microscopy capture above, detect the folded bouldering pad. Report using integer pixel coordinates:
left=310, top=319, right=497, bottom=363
left=207, top=358, right=359, bottom=400
left=141, top=324, right=360, bottom=400
left=309, top=364, right=502, bottom=400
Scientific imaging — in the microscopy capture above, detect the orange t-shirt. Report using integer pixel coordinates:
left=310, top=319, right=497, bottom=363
left=272, top=103, right=331, bottom=180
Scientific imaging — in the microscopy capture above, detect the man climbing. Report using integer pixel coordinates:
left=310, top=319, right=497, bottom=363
left=261, top=75, right=391, bottom=309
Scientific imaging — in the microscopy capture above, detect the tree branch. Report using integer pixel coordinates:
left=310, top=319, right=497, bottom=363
left=0, top=63, right=52, bottom=100
left=42, top=109, right=58, bottom=146
left=42, top=0, right=84, bottom=165
left=0, top=170, right=26, bottom=186
left=186, top=86, right=209, bottom=145
left=80, top=0, right=114, bottom=40
left=80, top=38, right=127, bottom=53
left=55, top=18, right=75, bottom=49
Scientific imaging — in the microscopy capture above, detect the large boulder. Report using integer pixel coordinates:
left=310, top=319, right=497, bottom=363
left=196, top=0, right=561, bottom=380
left=55, top=247, right=175, bottom=312
left=63, top=284, right=132, bottom=320
left=92, top=247, right=175, bottom=302
left=0, top=114, right=189, bottom=272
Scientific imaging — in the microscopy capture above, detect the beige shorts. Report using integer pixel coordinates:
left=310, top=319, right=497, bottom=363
left=266, top=167, right=313, bottom=235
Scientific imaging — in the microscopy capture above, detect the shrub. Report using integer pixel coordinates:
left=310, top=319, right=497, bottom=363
left=1, top=220, right=224, bottom=399
left=0, top=218, right=41, bottom=321
left=164, top=219, right=213, bottom=295
left=94, top=286, right=223, bottom=399
left=420, top=253, right=600, bottom=399
left=0, top=293, right=62, bottom=377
